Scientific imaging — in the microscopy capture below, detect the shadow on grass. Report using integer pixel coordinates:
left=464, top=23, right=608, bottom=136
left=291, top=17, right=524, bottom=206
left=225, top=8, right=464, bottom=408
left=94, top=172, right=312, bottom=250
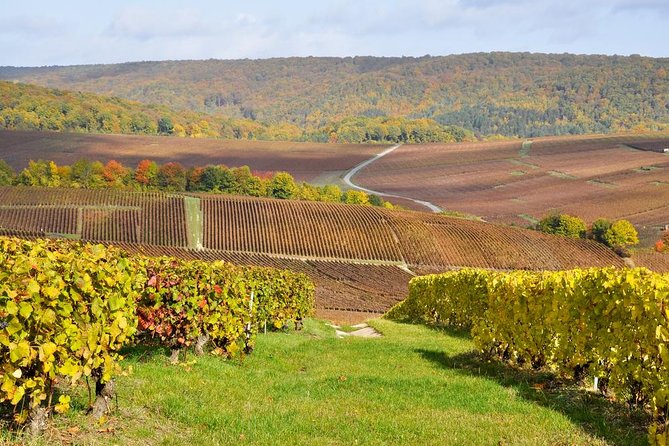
left=423, top=324, right=472, bottom=341
left=417, top=349, right=650, bottom=446
left=385, top=318, right=473, bottom=341
left=120, top=344, right=172, bottom=363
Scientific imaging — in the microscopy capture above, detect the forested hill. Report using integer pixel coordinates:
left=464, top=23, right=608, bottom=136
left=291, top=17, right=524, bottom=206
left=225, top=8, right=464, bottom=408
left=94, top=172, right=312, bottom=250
left=2, top=53, right=669, bottom=138
left=0, top=81, right=470, bottom=143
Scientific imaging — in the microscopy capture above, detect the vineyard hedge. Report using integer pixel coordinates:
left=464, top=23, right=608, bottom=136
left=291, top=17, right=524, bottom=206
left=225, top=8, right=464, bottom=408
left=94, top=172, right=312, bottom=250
left=387, top=268, right=669, bottom=445
left=0, top=237, right=314, bottom=428
left=0, top=238, right=142, bottom=424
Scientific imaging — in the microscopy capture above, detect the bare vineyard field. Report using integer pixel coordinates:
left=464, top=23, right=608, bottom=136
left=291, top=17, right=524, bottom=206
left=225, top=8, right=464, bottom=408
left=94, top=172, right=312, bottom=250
left=356, top=133, right=669, bottom=241
left=0, top=129, right=381, bottom=182
left=630, top=251, right=669, bottom=272
left=201, top=195, right=403, bottom=261
left=0, top=187, right=187, bottom=246
left=0, top=186, right=626, bottom=272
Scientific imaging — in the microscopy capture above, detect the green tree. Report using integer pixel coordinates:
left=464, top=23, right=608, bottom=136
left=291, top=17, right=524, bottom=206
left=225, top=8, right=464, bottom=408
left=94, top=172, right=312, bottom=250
left=197, top=165, right=234, bottom=192
left=269, top=172, right=297, bottom=199
left=69, top=158, right=104, bottom=188
left=158, top=116, right=175, bottom=135
left=368, top=194, right=384, bottom=207
left=590, top=218, right=611, bottom=244
left=0, top=160, right=15, bottom=185
left=603, top=220, right=639, bottom=248
left=17, top=160, right=62, bottom=187
left=537, top=214, right=586, bottom=239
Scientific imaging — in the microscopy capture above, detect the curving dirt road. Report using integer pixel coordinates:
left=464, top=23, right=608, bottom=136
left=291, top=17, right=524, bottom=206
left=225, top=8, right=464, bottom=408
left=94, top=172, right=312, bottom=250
left=342, top=144, right=443, bottom=213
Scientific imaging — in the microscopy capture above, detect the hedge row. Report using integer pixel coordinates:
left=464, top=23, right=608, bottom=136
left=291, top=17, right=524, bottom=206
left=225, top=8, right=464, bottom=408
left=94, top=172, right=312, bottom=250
left=387, top=267, right=669, bottom=445
left=0, top=237, right=314, bottom=428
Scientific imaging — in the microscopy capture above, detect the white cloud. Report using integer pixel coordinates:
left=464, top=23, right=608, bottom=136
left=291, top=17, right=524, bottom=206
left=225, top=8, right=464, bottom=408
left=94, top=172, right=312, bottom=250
left=107, top=6, right=216, bottom=40
left=1, top=0, right=668, bottom=66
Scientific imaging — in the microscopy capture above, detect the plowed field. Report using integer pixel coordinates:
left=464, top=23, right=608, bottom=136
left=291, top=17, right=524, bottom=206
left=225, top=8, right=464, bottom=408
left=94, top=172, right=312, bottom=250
left=355, top=134, right=669, bottom=243
left=0, top=129, right=381, bottom=182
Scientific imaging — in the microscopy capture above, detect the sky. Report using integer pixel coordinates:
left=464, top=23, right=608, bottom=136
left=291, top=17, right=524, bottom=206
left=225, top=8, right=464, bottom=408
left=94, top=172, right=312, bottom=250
left=1, top=0, right=668, bottom=66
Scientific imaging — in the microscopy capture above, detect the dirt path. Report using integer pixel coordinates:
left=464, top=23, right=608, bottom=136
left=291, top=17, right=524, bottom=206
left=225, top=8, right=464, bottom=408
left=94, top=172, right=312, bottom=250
left=328, top=323, right=382, bottom=338
left=342, top=144, right=443, bottom=213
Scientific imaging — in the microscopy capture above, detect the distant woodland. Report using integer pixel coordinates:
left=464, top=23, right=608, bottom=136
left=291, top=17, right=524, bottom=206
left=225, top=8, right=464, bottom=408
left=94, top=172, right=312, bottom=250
left=2, top=53, right=669, bottom=140
left=0, top=81, right=470, bottom=143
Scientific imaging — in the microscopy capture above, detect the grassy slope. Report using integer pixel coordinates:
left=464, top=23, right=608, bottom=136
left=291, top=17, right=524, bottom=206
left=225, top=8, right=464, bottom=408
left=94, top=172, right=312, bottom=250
left=5, top=319, right=647, bottom=445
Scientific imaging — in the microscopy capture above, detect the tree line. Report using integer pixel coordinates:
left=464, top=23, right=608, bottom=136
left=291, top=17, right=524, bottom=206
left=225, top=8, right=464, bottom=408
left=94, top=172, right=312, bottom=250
left=535, top=213, right=639, bottom=255
left=0, top=158, right=394, bottom=208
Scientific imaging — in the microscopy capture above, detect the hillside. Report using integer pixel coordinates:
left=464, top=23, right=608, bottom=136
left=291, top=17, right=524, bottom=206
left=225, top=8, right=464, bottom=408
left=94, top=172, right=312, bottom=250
left=0, top=186, right=625, bottom=320
left=3, top=129, right=668, bottom=248
left=355, top=133, right=669, bottom=246
left=0, top=81, right=469, bottom=143
left=2, top=53, right=669, bottom=137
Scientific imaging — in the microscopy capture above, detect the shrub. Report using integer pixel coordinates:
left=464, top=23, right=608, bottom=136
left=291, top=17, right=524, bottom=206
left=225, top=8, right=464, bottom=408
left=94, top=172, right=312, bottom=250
left=604, top=219, right=639, bottom=249
left=537, top=214, right=586, bottom=238
left=590, top=218, right=611, bottom=244
left=136, top=257, right=314, bottom=359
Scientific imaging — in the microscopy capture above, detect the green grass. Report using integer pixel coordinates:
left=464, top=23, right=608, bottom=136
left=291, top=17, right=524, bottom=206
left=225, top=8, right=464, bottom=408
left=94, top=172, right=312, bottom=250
left=547, top=170, right=578, bottom=180
left=440, top=210, right=485, bottom=221
left=508, top=158, right=540, bottom=169
left=586, top=179, right=618, bottom=189
left=518, top=213, right=540, bottom=225
left=184, top=196, right=203, bottom=249
left=2, top=319, right=649, bottom=445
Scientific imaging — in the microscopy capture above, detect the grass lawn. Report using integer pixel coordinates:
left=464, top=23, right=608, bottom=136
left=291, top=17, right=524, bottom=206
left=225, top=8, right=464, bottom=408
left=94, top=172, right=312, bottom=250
left=3, top=319, right=648, bottom=445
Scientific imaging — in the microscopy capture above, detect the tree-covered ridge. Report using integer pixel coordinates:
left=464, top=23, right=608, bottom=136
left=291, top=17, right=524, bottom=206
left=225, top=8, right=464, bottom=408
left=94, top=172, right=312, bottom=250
left=2, top=53, right=669, bottom=137
left=0, top=81, right=470, bottom=143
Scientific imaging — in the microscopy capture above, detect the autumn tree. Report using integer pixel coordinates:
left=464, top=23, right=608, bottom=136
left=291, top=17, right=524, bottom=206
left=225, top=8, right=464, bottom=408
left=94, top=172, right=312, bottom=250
left=603, top=220, right=639, bottom=249
left=320, top=185, right=342, bottom=202
left=298, top=183, right=321, bottom=201
left=135, top=159, right=158, bottom=189
left=102, top=160, right=129, bottom=187
left=17, top=160, right=63, bottom=187
left=269, top=172, right=297, bottom=199
left=537, top=214, right=586, bottom=238
left=186, top=167, right=204, bottom=191
left=343, top=190, right=370, bottom=205
left=157, top=162, right=187, bottom=191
